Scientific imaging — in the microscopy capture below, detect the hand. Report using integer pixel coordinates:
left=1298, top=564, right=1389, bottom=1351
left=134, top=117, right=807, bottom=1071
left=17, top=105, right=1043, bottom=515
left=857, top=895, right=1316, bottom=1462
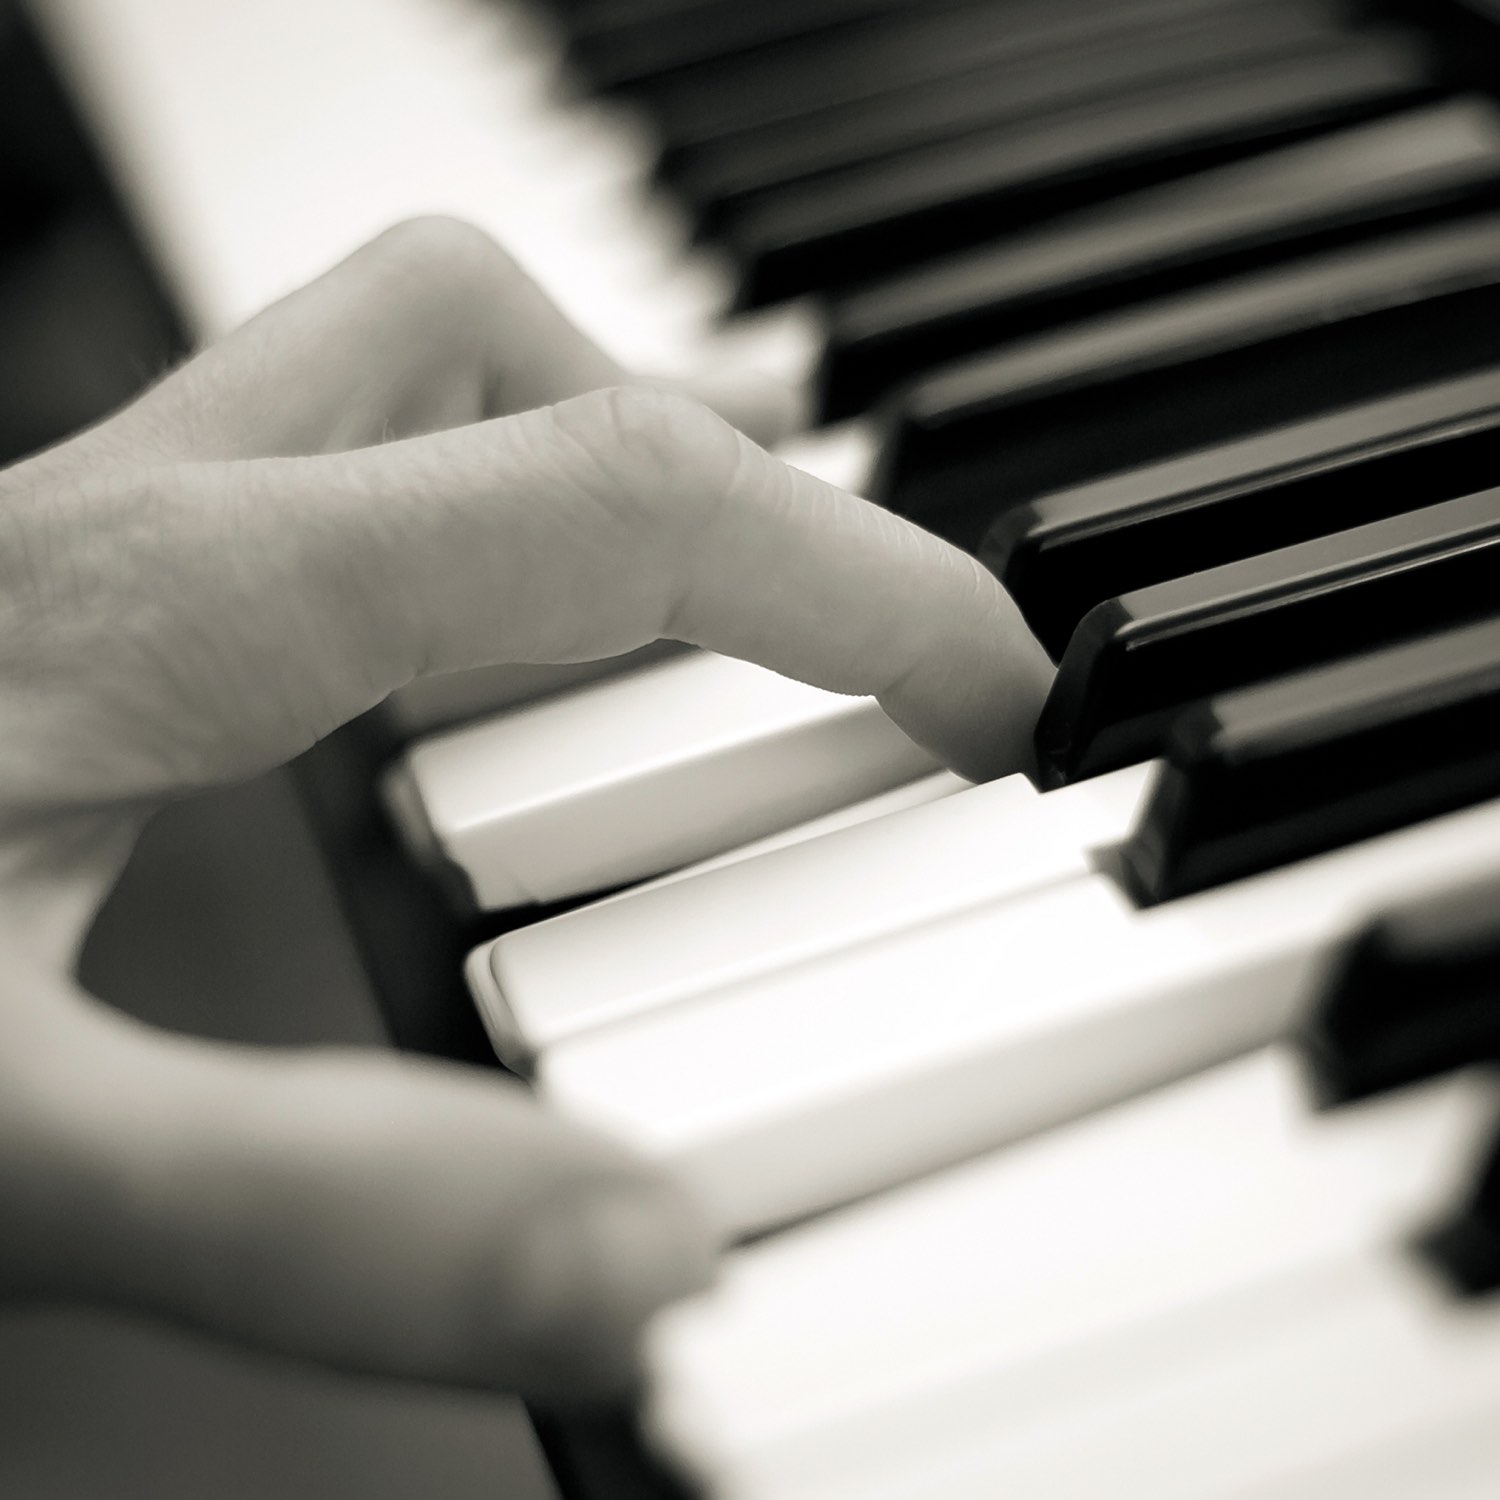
left=0, top=218, right=1052, bottom=1399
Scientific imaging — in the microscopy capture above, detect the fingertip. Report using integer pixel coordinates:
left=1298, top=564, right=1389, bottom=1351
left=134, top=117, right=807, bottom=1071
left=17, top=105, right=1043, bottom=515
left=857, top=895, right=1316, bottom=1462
left=877, top=560, right=1056, bottom=786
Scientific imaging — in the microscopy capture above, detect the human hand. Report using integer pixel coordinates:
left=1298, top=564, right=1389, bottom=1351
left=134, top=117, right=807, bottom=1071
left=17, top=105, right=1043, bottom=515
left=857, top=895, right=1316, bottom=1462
left=0, top=219, right=1052, bottom=1399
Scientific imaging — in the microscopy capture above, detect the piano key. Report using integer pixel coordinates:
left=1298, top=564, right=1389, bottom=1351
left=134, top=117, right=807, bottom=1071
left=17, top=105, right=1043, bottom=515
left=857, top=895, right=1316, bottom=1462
left=381, top=650, right=938, bottom=910
left=1303, top=867, right=1500, bottom=1108
left=1420, top=1109, right=1500, bottom=1298
left=644, top=1054, right=1500, bottom=1497
left=830, top=1244, right=1500, bottom=1500
left=982, top=366, right=1500, bottom=662
left=464, top=768, right=973, bottom=1065
left=678, top=0, right=1351, bottom=230
left=878, top=212, right=1500, bottom=550
left=819, top=96, right=1500, bottom=424
left=565, top=0, right=929, bottom=94
left=642, top=0, right=1268, bottom=150
left=624, top=767, right=969, bottom=888
left=720, top=32, right=1438, bottom=308
left=1118, top=619, right=1500, bottom=906
left=1235, top=1409, right=1500, bottom=1500
left=469, top=768, right=1121, bottom=1067
left=540, top=778, right=1500, bottom=1235
left=1038, top=489, right=1500, bottom=788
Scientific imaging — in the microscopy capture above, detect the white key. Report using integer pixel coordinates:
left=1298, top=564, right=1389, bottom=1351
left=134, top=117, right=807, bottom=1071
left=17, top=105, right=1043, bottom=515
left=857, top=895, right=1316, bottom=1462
left=853, top=1245, right=1500, bottom=1500
left=1237, top=1403, right=1500, bottom=1500
left=644, top=1055, right=1499, bottom=1497
left=383, top=651, right=939, bottom=909
left=463, top=769, right=971, bottom=1065
left=30, top=0, right=829, bottom=379
left=1283, top=1417, right=1500, bottom=1500
left=540, top=792, right=1500, bottom=1234
left=469, top=766, right=1147, bottom=1066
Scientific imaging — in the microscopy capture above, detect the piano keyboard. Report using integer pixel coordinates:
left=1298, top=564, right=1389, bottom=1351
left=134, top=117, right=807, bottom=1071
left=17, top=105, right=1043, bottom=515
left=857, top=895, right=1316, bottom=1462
left=26, top=0, right=1500, bottom=1494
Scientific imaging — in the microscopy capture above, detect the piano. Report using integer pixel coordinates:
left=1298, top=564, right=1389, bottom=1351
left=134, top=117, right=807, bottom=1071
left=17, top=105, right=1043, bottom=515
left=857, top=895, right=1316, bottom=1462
left=20, top=0, right=1500, bottom=1494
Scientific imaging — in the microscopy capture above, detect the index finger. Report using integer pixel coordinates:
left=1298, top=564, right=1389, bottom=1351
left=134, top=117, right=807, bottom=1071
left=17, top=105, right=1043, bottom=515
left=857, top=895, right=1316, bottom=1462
left=257, top=387, right=1052, bottom=782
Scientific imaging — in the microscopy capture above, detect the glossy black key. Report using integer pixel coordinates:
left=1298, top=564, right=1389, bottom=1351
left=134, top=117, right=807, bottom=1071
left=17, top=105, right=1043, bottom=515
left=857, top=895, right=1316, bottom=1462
left=720, top=34, right=1436, bottom=308
left=646, top=0, right=1276, bottom=167
left=877, top=213, right=1500, bottom=552
left=675, top=0, right=1347, bottom=227
left=819, top=98, right=1500, bottom=422
left=1419, top=1113, right=1500, bottom=1298
left=982, top=368, right=1500, bottom=662
left=567, top=0, right=923, bottom=93
left=1302, top=868, right=1500, bottom=1108
left=1036, top=487, right=1500, bottom=788
left=1117, top=610, right=1500, bottom=904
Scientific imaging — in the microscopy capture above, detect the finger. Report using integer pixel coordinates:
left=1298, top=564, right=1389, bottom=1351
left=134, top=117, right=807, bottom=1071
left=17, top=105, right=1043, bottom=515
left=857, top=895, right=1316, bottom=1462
left=72, top=217, right=795, bottom=467
left=239, top=387, right=1052, bottom=781
left=2, top=965, right=715, bottom=1399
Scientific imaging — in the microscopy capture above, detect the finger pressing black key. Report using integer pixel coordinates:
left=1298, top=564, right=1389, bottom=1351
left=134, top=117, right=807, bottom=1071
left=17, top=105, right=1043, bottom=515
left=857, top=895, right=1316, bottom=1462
left=1037, top=488, right=1500, bottom=788
left=983, top=369, right=1500, bottom=662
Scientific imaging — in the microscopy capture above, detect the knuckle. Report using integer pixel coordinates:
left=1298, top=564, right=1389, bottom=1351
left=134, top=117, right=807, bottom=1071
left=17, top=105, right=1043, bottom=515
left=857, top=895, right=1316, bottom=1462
left=555, top=384, right=741, bottom=498
left=367, top=215, right=513, bottom=299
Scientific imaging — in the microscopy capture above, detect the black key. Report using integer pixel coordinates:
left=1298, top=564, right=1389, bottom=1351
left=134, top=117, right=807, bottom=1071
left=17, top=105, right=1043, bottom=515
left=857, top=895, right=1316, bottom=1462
left=720, top=33, right=1437, bottom=307
left=568, top=0, right=925, bottom=93
left=1117, top=610, right=1500, bottom=905
left=877, top=213, right=1500, bottom=552
left=647, top=0, right=1275, bottom=162
left=1036, top=487, right=1500, bottom=788
left=674, top=0, right=1347, bottom=226
left=1301, top=868, right=1500, bottom=1108
left=1418, top=1115, right=1500, bottom=1298
left=819, top=98, right=1500, bottom=421
left=982, top=368, right=1500, bottom=662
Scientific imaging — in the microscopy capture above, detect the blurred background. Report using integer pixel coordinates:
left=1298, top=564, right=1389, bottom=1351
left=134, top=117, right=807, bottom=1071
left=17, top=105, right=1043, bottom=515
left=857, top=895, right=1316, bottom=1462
left=0, top=2, right=554, bottom=1493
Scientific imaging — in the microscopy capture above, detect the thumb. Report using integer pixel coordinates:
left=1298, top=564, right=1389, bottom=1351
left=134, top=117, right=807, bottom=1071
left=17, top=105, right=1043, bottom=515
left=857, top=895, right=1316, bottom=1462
left=2, top=962, right=714, bottom=1398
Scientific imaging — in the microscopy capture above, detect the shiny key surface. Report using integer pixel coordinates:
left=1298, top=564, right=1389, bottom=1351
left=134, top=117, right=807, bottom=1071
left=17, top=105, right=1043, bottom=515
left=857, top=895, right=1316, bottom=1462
left=722, top=32, right=1437, bottom=307
left=645, top=1057, right=1500, bottom=1498
left=469, top=771, right=1093, bottom=1067
left=1037, top=490, right=1500, bottom=787
left=539, top=779, right=1500, bottom=1234
left=982, top=368, right=1500, bottom=662
left=383, top=651, right=939, bottom=910
left=877, top=214, right=1500, bottom=549
left=640, top=0, right=1264, bottom=153
left=818, top=98, right=1500, bottom=422
left=677, top=0, right=1350, bottom=231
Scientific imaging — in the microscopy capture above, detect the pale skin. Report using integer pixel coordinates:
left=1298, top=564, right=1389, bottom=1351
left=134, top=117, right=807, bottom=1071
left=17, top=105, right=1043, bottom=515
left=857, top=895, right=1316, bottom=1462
left=0, top=218, right=1052, bottom=1401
